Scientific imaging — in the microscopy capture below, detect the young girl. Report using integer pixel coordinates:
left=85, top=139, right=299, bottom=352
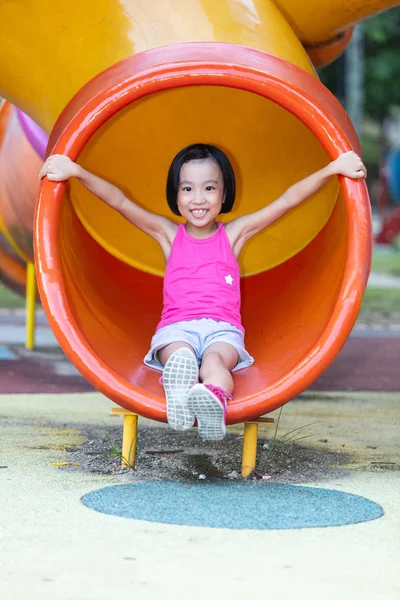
left=40, top=144, right=366, bottom=441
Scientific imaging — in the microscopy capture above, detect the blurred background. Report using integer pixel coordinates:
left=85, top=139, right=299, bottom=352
left=318, top=8, right=400, bottom=331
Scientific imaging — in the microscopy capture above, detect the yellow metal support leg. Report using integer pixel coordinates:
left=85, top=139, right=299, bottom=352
left=122, top=414, right=138, bottom=468
left=111, top=408, right=138, bottom=468
left=242, top=422, right=259, bottom=477
left=241, top=417, right=275, bottom=478
left=25, top=261, right=36, bottom=350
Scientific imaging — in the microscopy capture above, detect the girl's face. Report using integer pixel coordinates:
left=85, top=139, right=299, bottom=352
left=177, top=158, right=224, bottom=233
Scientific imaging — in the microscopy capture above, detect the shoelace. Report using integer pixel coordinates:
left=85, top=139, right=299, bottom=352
left=204, top=384, right=233, bottom=404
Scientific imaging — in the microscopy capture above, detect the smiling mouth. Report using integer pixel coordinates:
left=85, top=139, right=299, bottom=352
left=190, top=209, right=208, bottom=217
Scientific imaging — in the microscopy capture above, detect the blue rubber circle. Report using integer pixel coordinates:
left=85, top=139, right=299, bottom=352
left=82, top=481, right=383, bottom=529
left=388, top=149, right=400, bottom=205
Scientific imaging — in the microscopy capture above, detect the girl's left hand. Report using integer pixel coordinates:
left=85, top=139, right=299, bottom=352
left=331, top=151, right=367, bottom=179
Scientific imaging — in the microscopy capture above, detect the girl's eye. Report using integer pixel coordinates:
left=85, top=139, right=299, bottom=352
left=205, top=186, right=215, bottom=191
left=182, top=186, right=191, bottom=192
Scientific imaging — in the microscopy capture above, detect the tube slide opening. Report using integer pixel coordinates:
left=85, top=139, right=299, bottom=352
left=35, top=44, right=371, bottom=423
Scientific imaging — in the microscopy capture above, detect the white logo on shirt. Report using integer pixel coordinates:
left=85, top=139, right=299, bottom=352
left=225, top=274, right=233, bottom=285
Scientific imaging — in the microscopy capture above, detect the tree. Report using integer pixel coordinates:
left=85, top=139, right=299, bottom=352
left=319, top=8, right=400, bottom=122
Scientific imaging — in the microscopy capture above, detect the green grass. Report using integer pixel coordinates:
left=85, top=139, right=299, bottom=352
left=0, top=285, right=26, bottom=309
left=360, top=287, right=400, bottom=312
left=371, top=250, right=400, bottom=277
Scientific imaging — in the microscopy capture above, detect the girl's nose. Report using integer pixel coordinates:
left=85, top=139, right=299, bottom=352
left=192, top=192, right=204, bottom=204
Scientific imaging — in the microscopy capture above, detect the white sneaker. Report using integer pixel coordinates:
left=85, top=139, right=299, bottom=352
left=187, top=383, right=228, bottom=441
left=163, top=348, right=199, bottom=431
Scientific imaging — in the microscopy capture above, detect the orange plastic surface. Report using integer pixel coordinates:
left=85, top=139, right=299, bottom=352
left=35, top=45, right=372, bottom=423
left=0, top=101, right=41, bottom=294
left=305, top=29, right=354, bottom=68
left=0, top=102, right=42, bottom=263
left=272, top=0, right=400, bottom=46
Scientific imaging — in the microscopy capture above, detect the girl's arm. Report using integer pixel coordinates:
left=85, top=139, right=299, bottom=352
left=39, top=154, right=177, bottom=245
left=226, top=151, right=367, bottom=252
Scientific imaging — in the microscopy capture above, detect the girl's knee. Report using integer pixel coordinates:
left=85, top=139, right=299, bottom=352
left=201, top=351, right=223, bottom=367
left=202, top=344, right=238, bottom=371
left=200, top=352, right=224, bottom=376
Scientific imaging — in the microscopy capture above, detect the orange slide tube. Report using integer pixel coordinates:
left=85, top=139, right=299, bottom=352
left=0, top=101, right=43, bottom=294
left=35, top=44, right=372, bottom=424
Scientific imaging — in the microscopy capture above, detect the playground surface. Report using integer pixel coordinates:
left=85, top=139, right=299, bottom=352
left=0, top=309, right=399, bottom=599
left=1, top=390, right=399, bottom=600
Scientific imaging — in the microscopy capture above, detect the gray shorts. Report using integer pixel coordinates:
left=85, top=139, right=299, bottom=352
left=144, top=318, right=254, bottom=372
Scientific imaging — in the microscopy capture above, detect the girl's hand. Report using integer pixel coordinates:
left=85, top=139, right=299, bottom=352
left=38, top=154, right=81, bottom=182
left=330, top=151, right=367, bottom=179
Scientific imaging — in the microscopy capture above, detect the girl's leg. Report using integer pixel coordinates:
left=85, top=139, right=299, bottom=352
left=199, top=342, right=239, bottom=393
left=187, top=342, right=238, bottom=441
left=158, top=342, right=199, bottom=431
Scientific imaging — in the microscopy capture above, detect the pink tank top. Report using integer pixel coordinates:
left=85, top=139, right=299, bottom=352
left=157, top=222, right=243, bottom=333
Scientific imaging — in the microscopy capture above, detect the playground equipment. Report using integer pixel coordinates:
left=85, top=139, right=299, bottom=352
left=0, top=102, right=26, bottom=296
left=0, top=101, right=47, bottom=347
left=1, top=1, right=399, bottom=447
left=35, top=43, right=372, bottom=426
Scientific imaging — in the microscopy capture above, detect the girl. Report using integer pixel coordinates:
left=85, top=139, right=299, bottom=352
left=40, top=144, right=366, bottom=441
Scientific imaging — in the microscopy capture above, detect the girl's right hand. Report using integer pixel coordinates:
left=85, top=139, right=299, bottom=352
left=330, top=151, right=367, bottom=179
left=38, top=154, right=81, bottom=182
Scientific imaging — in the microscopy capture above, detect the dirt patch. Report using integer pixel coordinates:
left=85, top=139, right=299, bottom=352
left=66, top=423, right=351, bottom=485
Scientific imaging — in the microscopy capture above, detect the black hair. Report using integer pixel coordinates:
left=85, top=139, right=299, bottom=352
left=166, top=143, right=236, bottom=216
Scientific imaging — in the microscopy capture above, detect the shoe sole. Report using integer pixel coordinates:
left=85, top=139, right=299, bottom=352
left=163, top=348, right=198, bottom=430
left=187, top=384, right=226, bottom=441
